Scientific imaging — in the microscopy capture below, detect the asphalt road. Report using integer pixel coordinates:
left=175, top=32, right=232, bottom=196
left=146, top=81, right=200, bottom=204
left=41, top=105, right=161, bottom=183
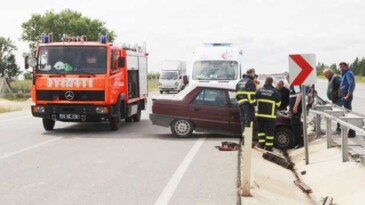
left=0, top=93, right=239, bottom=205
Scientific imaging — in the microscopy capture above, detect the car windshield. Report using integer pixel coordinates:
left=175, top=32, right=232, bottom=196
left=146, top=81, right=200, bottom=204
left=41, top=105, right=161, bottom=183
left=37, top=46, right=107, bottom=74
left=160, top=71, right=178, bottom=80
left=192, top=60, right=238, bottom=80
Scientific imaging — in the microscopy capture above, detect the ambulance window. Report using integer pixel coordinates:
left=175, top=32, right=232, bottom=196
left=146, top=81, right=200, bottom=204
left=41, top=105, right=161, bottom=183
left=127, top=56, right=138, bottom=70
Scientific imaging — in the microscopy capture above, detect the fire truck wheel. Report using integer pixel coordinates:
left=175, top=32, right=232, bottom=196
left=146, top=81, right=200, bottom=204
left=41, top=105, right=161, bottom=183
left=132, top=106, right=141, bottom=122
left=110, top=101, right=121, bottom=130
left=43, top=118, right=55, bottom=131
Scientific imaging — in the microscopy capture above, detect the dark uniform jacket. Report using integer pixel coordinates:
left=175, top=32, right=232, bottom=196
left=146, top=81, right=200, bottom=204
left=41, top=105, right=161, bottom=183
left=256, top=84, right=281, bottom=119
left=235, top=75, right=256, bottom=105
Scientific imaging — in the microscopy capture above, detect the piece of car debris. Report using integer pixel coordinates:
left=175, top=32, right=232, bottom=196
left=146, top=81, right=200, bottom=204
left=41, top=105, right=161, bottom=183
left=294, top=180, right=312, bottom=193
left=322, top=196, right=333, bottom=205
left=215, top=141, right=240, bottom=151
left=262, top=152, right=294, bottom=170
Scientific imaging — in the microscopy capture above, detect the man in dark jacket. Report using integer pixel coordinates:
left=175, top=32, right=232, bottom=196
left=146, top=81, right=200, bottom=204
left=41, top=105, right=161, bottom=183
left=339, top=62, right=356, bottom=138
left=255, top=77, right=281, bottom=151
left=323, top=68, right=343, bottom=132
left=276, top=80, right=290, bottom=110
left=236, top=68, right=257, bottom=140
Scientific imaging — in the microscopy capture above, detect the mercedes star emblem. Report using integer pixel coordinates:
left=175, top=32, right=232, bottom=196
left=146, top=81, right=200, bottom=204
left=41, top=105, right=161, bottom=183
left=65, top=91, right=75, bottom=100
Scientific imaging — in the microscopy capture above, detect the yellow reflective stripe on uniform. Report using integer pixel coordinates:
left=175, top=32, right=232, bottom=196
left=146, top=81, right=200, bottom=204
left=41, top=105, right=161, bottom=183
left=237, top=99, right=248, bottom=104
left=236, top=91, right=256, bottom=104
left=265, top=142, right=274, bottom=146
left=259, top=139, right=265, bottom=143
left=250, top=121, right=253, bottom=128
left=256, top=114, right=276, bottom=119
left=276, top=101, right=281, bottom=107
left=258, top=133, right=265, bottom=137
left=266, top=136, right=274, bottom=140
left=256, top=99, right=277, bottom=118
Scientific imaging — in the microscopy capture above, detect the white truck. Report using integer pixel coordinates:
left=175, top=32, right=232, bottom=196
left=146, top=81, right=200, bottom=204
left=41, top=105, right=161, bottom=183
left=189, top=43, right=243, bottom=87
left=159, top=60, right=187, bottom=94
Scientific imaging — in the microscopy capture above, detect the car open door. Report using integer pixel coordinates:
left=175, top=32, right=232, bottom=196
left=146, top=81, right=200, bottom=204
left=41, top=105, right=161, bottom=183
left=227, top=90, right=242, bottom=134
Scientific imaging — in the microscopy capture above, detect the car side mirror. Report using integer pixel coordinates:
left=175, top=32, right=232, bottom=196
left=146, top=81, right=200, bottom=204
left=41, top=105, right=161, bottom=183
left=26, top=56, right=38, bottom=68
left=118, top=56, right=125, bottom=68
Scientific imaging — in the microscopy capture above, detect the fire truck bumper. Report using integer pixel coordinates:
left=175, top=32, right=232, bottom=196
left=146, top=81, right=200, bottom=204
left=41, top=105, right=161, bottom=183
left=31, top=104, right=116, bottom=122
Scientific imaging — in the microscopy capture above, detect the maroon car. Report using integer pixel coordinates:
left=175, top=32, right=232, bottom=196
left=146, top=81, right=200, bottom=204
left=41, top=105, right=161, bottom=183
left=150, top=84, right=295, bottom=149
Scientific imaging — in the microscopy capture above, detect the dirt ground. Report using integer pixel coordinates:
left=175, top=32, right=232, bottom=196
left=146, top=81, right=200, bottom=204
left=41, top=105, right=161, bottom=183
left=0, top=98, right=33, bottom=112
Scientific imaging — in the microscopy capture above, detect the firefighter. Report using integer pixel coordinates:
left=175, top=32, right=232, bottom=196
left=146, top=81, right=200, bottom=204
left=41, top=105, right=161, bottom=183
left=255, top=77, right=281, bottom=152
left=235, top=68, right=257, bottom=141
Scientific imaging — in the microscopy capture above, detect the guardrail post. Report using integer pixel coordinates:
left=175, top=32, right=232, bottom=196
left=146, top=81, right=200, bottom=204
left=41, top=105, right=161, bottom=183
left=316, top=114, right=321, bottom=138
left=240, top=127, right=253, bottom=197
left=326, top=118, right=332, bottom=148
left=341, top=126, right=349, bottom=162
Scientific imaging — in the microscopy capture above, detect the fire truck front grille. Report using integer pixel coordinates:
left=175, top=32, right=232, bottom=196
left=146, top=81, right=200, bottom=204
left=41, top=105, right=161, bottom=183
left=37, top=90, right=105, bottom=101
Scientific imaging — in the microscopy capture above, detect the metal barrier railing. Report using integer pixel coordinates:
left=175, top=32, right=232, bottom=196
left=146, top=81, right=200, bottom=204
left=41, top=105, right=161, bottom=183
left=310, top=103, right=365, bottom=162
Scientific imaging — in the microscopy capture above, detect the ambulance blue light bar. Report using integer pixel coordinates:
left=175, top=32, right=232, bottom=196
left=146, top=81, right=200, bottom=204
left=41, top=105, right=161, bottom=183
left=41, top=34, right=50, bottom=43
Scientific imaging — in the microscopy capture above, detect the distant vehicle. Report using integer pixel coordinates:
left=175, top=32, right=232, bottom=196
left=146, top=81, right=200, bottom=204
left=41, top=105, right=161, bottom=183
left=189, top=43, right=243, bottom=87
left=159, top=60, right=187, bottom=94
left=149, top=84, right=296, bottom=149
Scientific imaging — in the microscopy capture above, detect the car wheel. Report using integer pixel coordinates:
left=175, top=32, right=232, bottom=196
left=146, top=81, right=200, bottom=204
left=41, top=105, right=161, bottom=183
left=160, top=90, right=163, bottom=94
left=171, top=119, right=194, bottom=138
left=274, top=126, right=295, bottom=149
left=43, top=118, right=55, bottom=131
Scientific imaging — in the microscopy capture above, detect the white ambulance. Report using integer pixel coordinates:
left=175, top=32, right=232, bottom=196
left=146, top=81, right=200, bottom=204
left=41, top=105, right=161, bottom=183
left=189, top=43, right=243, bottom=86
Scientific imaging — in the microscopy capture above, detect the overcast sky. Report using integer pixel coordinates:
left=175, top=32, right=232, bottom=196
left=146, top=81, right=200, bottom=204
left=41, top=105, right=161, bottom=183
left=0, top=0, right=364, bottom=74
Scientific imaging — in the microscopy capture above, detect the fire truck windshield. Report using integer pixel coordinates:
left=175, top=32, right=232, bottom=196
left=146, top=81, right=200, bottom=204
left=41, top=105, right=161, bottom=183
left=192, top=60, right=238, bottom=80
left=37, top=46, right=107, bottom=74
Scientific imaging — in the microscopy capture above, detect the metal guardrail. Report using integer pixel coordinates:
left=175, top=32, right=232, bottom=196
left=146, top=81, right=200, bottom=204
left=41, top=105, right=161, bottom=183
left=310, top=100, right=365, bottom=162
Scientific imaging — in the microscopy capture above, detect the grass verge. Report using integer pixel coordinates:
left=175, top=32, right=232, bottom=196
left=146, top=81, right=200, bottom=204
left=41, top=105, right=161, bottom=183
left=148, top=79, right=159, bottom=92
left=0, top=107, right=22, bottom=114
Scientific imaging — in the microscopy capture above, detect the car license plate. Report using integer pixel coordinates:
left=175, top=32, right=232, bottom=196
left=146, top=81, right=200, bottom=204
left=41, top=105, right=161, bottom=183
left=59, top=114, right=80, bottom=120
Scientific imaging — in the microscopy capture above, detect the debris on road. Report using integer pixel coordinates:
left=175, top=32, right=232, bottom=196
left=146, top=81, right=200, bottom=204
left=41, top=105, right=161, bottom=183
left=262, top=152, right=294, bottom=170
left=294, top=180, right=312, bottom=193
left=215, top=141, right=240, bottom=151
left=321, top=196, right=333, bottom=205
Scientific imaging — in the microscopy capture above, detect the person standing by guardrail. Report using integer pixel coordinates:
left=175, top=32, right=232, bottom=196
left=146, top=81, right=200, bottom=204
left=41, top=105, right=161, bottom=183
left=287, top=75, right=304, bottom=149
left=323, top=68, right=343, bottom=133
left=236, top=68, right=257, bottom=142
left=339, top=62, right=356, bottom=138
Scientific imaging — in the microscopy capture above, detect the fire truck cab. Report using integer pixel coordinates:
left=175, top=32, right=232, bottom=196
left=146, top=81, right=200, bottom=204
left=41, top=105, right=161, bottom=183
left=25, top=34, right=148, bottom=131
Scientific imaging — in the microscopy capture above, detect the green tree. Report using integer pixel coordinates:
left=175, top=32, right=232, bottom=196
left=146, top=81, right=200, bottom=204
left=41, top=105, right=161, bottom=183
left=23, top=72, right=33, bottom=80
left=0, top=37, right=21, bottom=80
left=21, top=9, right=116, bottom=51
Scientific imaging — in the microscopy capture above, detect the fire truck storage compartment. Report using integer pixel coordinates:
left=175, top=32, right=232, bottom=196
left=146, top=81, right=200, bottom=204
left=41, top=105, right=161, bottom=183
left=128, top=70, right=139, bottom=99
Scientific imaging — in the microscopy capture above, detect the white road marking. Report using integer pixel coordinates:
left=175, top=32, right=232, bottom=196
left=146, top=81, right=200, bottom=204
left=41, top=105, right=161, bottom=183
left=0, top=138, right=62, bottom=160
left=155, top=138, right=206, bottom=205
left=0, top=116, right=32, bottom=123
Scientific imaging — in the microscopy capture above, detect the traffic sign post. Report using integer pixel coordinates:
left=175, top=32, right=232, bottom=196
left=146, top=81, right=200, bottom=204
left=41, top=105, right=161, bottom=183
left=289, top=54, right=316, bottom=165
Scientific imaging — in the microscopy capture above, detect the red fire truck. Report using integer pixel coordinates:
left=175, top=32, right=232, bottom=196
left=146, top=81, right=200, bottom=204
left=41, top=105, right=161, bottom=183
left=25, top=34, right=148, bottom=131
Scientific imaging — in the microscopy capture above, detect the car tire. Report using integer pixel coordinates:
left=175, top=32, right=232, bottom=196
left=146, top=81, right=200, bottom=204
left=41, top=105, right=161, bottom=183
left=274, top=126, right=295, bottom=149
left=43, top=118, right=55, bottom=131
left=171, top=119, right=194, bottom=138
left=160, top=90, right=163, bottom=94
